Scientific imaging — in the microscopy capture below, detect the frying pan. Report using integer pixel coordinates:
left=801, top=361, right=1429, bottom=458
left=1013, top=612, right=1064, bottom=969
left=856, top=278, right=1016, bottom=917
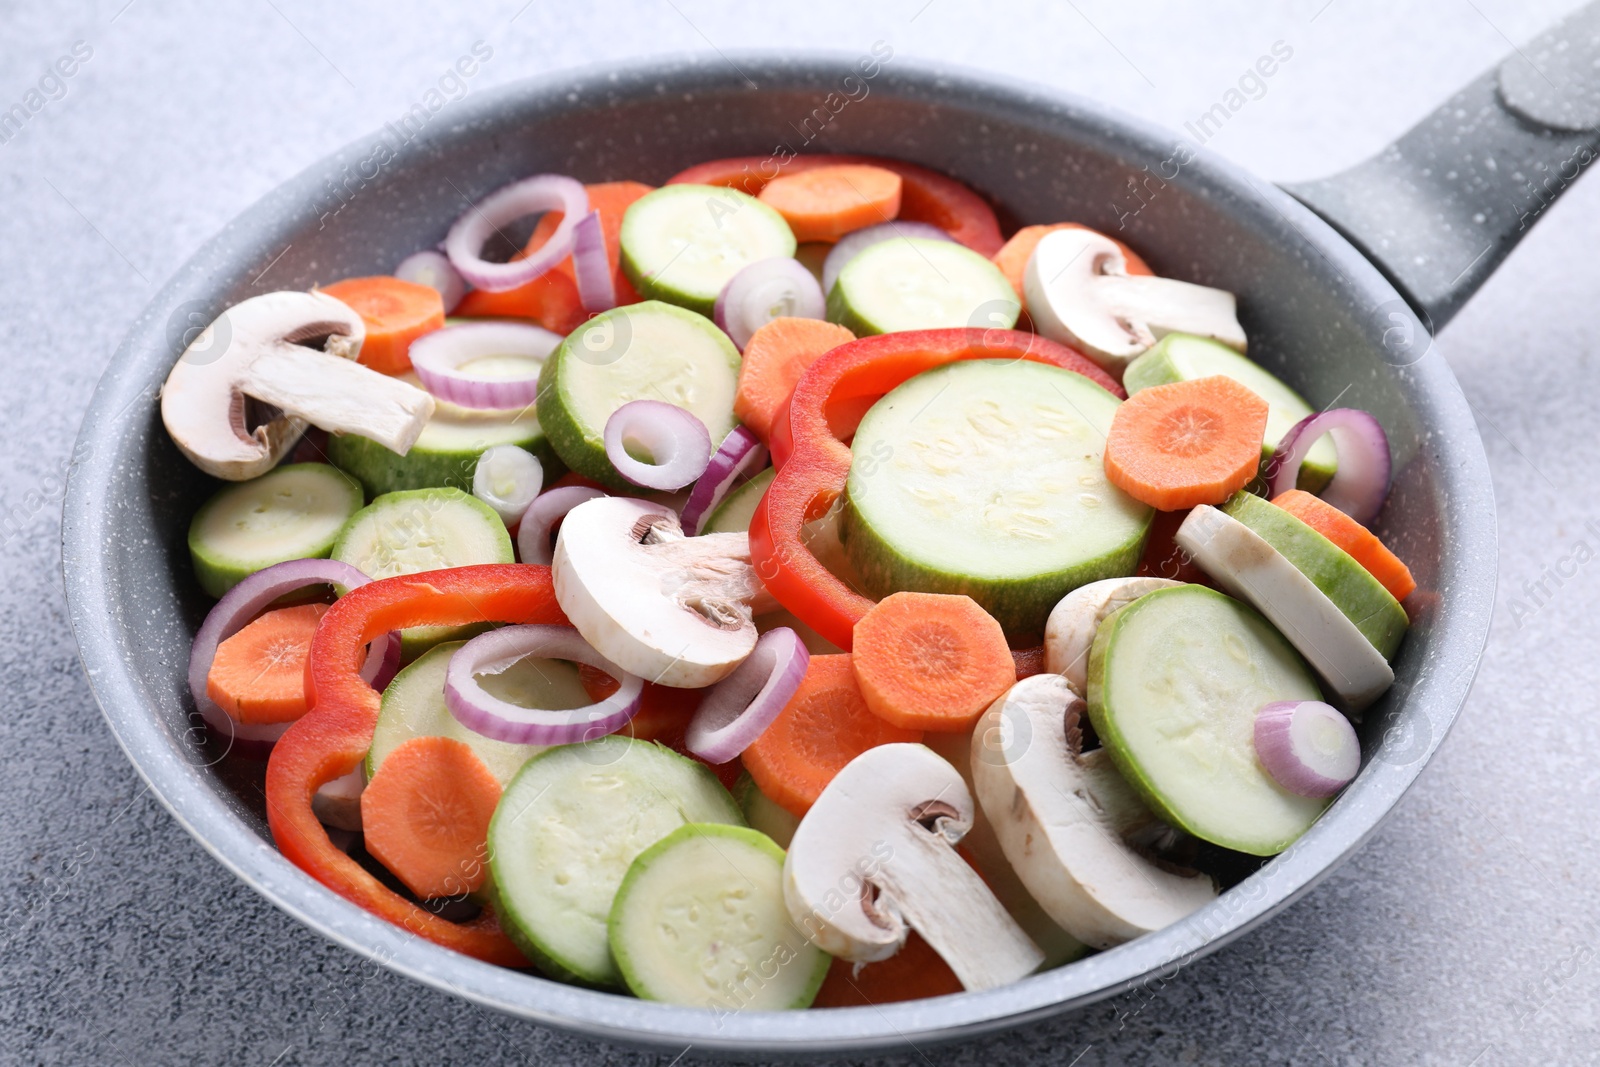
left=60, top=4, right=1600, bottom=1055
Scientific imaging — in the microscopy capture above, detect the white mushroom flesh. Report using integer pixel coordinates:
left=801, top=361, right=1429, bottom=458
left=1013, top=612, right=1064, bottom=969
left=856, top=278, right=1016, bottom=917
left=1044, top=576, right=1183, bottom=695
left=160, top=290, right=435, bottom=481
left=782, top=742, right=1045, bottom=992
left=1023, top=228, right=1247, bottom=374
left=1175, top=504, right=1394, bottom=712
left=552, top=495, right=778, bottom=688
left=971, top=673, right=1217, bottom=949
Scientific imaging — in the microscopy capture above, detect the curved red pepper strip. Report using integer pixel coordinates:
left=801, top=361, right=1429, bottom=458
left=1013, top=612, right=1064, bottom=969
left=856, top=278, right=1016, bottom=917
left=666, top=154, right=1005, bottom=256
left=266, top=564, right=567, bottom=966
left=749, top=329, right=1125, bottom=652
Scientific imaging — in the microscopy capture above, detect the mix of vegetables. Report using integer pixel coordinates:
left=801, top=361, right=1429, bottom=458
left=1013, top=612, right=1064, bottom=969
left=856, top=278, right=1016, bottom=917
left=163, top=153, right=1417, bottom=1011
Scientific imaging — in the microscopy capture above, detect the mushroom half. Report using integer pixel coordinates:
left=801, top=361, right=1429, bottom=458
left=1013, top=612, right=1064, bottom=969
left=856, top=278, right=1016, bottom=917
left=971, top=673, right=1217, bottom=949
left=552, top=495, right=780, bottom=688
left=1023, top=228, right=1247, bottom=375
left=1044, top=576, right=1183, bottom=695
left=160, top=290, right=436, bottom=481
left=782, top=743, right=1045, bottom=992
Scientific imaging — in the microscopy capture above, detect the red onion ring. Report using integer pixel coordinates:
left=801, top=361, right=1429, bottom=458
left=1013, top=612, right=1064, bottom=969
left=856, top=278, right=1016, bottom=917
left=394, top=250, right=466, bottom=313
left=603, top=400, right=713, bottom=491
left=679, top=426, right=769, bottom=536
left=473, top=444, right=544, bottom=525
left=516, top=485, right=608, bottom=566
left=188, top=558, right=396, bottom=759
left=407, top=321, right=561, bottom=410
left=685, top=627, right=810, bottom=764
left=444, top=624, right=643, bottom=745
left=821, top=221, right=955, bottom=295
left=571, top=209, right=615, bottom=314
left=445, top=174, right=589, bottom=292
left=713, top=258, right=825, bottom=351
left=1253, top=700, right=1360, bottom=798
left=1267, top=408, right=1392, bottom=526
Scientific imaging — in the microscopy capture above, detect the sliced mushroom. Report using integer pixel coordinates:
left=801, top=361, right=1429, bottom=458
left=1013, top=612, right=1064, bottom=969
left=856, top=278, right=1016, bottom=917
left=1023, top=228, right=1247, bottom=375
left=1175, top=505, right=1394, bottom=712
left=782, top=743, right=1045, bottom=991
left=552, top=495, right=780, bottom=688
left=310, top=766, right=365, bottom=832
left=1044, top=576, right=1183, bottom=695
left=971, top=673, right=1216, bottom=949
left=160, top=290, right=436, bottom=481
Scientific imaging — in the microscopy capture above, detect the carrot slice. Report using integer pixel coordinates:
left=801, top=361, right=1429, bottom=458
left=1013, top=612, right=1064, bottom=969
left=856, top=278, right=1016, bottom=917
left=206, top=602, right=328, bottom=725
left=453, top=181, right=653, bottom=332
left=1103, top=375, right=1269, bottom=511
left=319, top=276, right=445, bottom=375
left=359, top=735, right=502, bottom=900
left=757, top=164, right=903, bottom=243
left=742, top=654, right=921, bottom=817
left=1272, top=489, right=1417, bottom=601
left=811, top=930, right=965, bottom=1007
left=734, top=318, right=857, bottom=444
left=850, top=592, right=1015, bottom=732
left=992, top=223, right=1153, bottom=306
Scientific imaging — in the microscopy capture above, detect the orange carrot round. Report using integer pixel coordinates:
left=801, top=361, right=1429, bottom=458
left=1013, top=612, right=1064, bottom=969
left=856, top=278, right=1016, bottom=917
left=319, top=276, right=445, bottom=376
left=206, top=602, right=328, bottom=724
left=757, top=164, right=903, bottom=243
left=851, top=592, right=1016, bottom=732
left=734, top=317, right=856, bottom=444
left=1272, top=488, right=1417, bottom=601
left=742, top=654, right=921, bottom=817
left=811, top=929, right=965, bottom=1007
left=1103, top=375, right=1269, bottom=511
left=359, top=735, right=502, bottom=900
left=993, top=223, right=1153, bottom=304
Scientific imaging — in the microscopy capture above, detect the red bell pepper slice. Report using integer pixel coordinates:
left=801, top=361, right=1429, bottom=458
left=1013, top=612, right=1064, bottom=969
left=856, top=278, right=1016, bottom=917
left=266, top=564, right=567, bottom=967
left=749, top=329, right=1125, bottom=651
left=666, top=154, right=1005, bottom=256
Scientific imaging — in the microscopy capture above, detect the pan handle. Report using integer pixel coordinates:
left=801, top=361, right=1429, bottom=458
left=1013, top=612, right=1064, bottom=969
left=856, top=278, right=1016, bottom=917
left=1285, top=1, right=1600, bottom=330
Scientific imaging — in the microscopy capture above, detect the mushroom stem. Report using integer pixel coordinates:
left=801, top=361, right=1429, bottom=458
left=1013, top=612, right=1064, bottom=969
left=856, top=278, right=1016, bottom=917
left=240, top=341, right=435, bottom=455
left=1094, top=273, right=1246, bottom=352
left=635, top=517, right=782, bottom=619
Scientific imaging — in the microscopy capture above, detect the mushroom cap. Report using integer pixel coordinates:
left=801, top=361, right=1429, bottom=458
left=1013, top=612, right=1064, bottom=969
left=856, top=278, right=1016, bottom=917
left=971, top=673, right=1217, bottom=949
left=551, top=495, right=759, bottom=688
left=782, top=743, right=1045, bottom=990
left=1044, top=576, right=1183, bottom=694
left=161, top=290, right=365, bottom=481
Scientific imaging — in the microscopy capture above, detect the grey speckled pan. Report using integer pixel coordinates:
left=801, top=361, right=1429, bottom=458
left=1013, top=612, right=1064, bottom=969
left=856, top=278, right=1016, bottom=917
left=60, top=4, right=1600, bottom=1056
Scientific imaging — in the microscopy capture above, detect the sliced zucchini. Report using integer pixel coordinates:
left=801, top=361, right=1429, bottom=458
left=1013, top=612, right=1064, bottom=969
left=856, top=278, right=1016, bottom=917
left=826, top=237, right=1018, bottom=336
left=1123, top=334, right=1335, bottom=491
left=608, top=823, right=829, bottom=1010
left=620, top=184, right=797, bottom=316
left=331, top=487, right=513, bottom=658
left=700, top=467, right=775, bottom=534
left=1221, top=491, right=1407, bottom=660
left=487, top=736, right=744, bottom=986
left=327, top=369, right=555, bottom=498
left=1087, top=584, right=1329, bottom=856
left=366, top=641, right=592, bottom=785
left=535, top=301, right=741, bottom=490
left=839, top=359, right=1152, bottom=637
left=188, top=462, right=362, bottom=598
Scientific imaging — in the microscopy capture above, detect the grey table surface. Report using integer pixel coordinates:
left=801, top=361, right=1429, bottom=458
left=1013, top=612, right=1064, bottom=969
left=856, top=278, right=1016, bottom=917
left=4, top=1, right=1598, bottom=1064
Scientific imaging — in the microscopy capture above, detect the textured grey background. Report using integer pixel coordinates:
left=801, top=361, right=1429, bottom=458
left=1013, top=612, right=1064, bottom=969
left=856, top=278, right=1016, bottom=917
left=3, top=1, right=1598, bottom=1064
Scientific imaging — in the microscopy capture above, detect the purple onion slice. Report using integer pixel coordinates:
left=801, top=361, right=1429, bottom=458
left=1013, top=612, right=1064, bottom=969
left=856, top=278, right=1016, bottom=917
left=603, top=400, right=713, bottom=491
left=516, top=485, right=608, bottom=566
left=1267, top=408, right=1391, bottom=525
left=1253, top=700, right=1360, bottom=798
left=445, top=174, right=589, bottom=292
left=571, top=209, right=616, bottom=314
left=713, top=257, right=825, bottom=350
left=679, top=426, right=769, bottom=536
left=394, top=250, right=466, bottom=313
left=188, top=558, right=392, bottom=758
left=444, top=624, right=643, bottom=745
left=685, top=628, right=809, bottom=764
left=407, top=321, right=561, bottom=410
